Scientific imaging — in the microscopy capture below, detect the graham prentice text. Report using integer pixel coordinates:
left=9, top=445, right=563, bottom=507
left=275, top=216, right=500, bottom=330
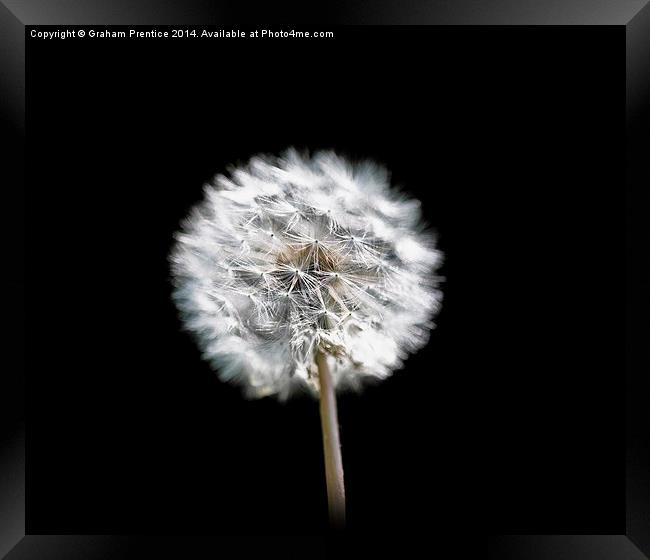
left=29, top=28, right=335, bottom=40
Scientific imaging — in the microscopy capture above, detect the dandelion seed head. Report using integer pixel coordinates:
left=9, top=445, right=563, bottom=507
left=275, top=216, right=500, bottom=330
left=170, top=149, right=443, bottom=399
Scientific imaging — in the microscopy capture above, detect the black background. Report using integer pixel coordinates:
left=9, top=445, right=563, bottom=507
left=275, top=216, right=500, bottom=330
left=26, top=26, right=624, bottom=535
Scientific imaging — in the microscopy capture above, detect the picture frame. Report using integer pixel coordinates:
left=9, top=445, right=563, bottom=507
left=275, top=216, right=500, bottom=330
left=2, top=2, right=648, bottom=558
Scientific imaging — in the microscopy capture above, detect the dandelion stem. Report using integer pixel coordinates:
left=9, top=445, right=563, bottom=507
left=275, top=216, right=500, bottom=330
left=316, top=350, right=346, bottom=528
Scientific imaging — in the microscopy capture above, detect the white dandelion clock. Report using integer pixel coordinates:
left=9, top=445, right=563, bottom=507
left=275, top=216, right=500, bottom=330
left=170, top=148, right=443, bottom=526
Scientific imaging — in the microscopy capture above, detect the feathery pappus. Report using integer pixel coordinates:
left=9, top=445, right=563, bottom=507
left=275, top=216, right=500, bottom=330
left=170, top=149, right=443, bottom=399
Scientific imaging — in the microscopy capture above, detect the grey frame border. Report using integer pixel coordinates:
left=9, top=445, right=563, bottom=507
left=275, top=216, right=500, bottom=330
left=1, top=2, right=648, bottom=558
